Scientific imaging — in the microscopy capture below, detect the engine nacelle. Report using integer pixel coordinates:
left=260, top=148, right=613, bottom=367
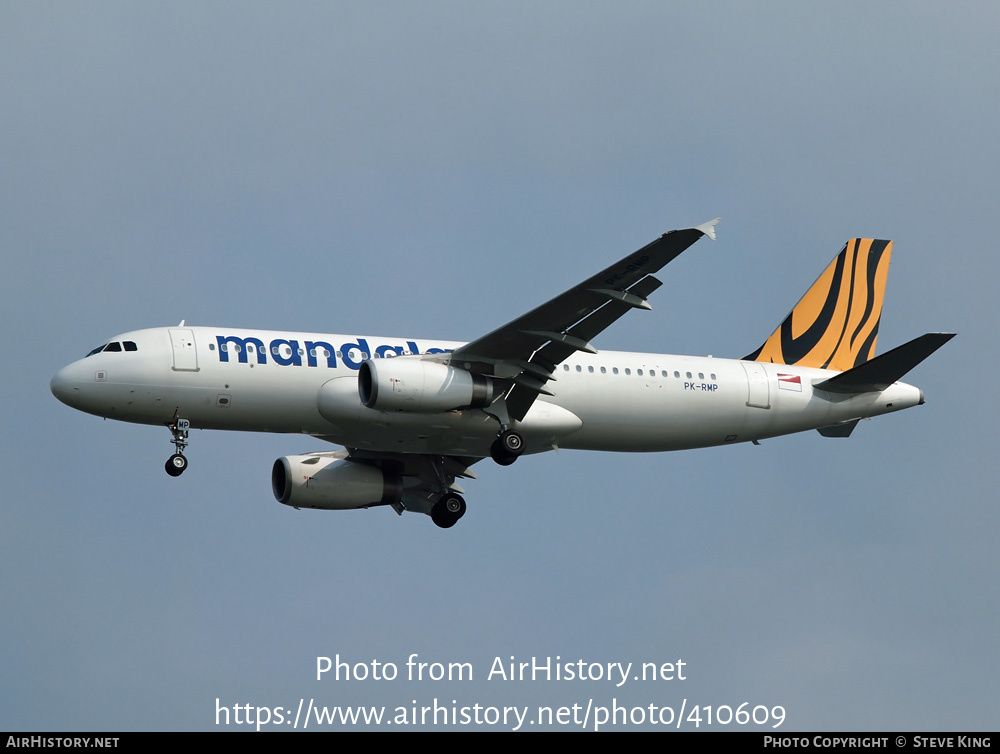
left=272, top=455, right=402, bottom=510
left=358, top=358, right=498, bottom=412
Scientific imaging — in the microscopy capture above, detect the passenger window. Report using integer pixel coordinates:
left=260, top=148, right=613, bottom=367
left=563, top=364, right=570, bottom=371
left=588, top=366, right=594, bottom=373
left=625, top=368, right=631, bottom=375
left=674, top=371, right=680, bottom=378
left=600, top=366, right=606, bottom=374
left=699, top=372, right=704, bottom=379
left=711, top=373, right=716, bottom=380
left=613, top=367, right=619, bottom=375
left=686, top=371, right=692, bottom=378
left=576, top=365, right=582, bottom=372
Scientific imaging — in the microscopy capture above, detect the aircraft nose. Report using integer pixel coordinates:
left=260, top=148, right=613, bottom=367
left=50, top=363, right=82, bottom=406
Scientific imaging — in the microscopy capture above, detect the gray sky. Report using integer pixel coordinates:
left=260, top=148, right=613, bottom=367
left=3, top=2, right=997, bottom=731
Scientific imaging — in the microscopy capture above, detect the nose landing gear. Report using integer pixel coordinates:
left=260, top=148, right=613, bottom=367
left=165, top=417, right=190, bottom=477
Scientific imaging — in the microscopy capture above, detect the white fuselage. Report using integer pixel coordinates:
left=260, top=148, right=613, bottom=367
left=50, top=325, right=924, bottom=458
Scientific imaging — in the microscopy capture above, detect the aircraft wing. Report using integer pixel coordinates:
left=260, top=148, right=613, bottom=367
left=443, top=219, right=719, bottom=420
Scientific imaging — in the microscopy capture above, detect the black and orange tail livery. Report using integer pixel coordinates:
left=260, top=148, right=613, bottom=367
left=743, top=238, right=892, bottom=372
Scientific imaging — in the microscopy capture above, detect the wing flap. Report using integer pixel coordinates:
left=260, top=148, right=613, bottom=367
left=505, top=275, right=664, bottom=419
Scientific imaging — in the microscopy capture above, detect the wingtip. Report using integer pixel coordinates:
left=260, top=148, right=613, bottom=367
left=694, top=217, right=721, bottom=241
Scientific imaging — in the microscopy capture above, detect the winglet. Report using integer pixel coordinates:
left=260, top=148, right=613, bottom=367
left=694, top=218, right=721, bottom=241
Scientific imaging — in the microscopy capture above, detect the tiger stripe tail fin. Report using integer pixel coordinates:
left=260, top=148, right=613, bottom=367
left=743, top=238, right=892, bottom=371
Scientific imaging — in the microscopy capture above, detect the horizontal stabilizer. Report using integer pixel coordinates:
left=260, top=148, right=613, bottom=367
left=814, top=333, right=955, bottom=394
left=816, top=419, right=861, bottom=438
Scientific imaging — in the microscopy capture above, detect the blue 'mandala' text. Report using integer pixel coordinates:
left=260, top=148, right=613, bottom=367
left=215, top=335, right=449, bottom=370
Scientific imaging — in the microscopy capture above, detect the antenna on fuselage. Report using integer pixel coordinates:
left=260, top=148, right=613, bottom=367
left=178, top=320, right=185, bottom=327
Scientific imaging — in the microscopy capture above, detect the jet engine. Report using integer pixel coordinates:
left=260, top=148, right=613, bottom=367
left=272, top=455, right=402, bottom=510
left=358, top=358, right=498, bottom=412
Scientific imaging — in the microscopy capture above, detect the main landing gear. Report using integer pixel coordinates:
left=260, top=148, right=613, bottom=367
left=490, top=429, right=524, bottom=466
left=431, top=492, right=467, bottom=529
left=484, top=402, right=525, bottom=467
left=164, top=417, right=190, bottom=477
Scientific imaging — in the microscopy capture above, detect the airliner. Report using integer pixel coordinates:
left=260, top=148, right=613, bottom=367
left=50, top=220, right=953, bottom=528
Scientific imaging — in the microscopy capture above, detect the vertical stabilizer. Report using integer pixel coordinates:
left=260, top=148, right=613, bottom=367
left=743, top=238, right=892, bottom=371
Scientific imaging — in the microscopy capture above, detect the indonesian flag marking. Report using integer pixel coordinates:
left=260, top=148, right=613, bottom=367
left=777, top=373, right=802, bottom=392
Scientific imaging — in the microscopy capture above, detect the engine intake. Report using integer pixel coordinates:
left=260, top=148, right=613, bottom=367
left=358, top=358, right=497, bottom=412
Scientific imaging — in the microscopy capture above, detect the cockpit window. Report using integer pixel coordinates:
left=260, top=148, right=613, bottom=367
left=85, top=341, right=138, bottom=356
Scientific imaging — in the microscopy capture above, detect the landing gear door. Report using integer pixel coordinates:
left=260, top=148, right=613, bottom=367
left=169, top=329, right=199, bottom=372
left=740, top=361, right=770, bottom=409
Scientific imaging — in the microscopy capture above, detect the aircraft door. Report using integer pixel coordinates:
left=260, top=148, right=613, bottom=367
left=169, top=328, right=199, bottom=372
left=740, top=361, right=770, bottom=409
